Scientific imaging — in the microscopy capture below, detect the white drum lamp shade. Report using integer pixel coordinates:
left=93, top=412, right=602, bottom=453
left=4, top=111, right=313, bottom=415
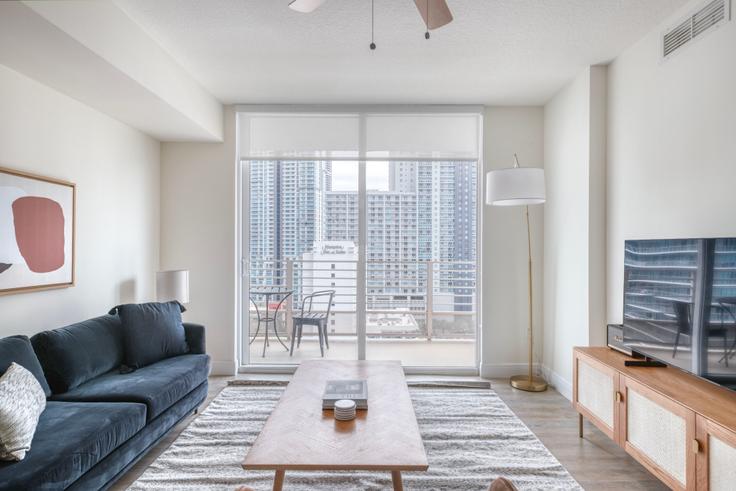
left=486, top=167, right=546, bottom=207
left=156, top=270, right=189, bottom=304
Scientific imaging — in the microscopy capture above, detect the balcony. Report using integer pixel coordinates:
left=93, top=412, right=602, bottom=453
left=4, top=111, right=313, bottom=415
left=246, top=257, right=477, bottom=367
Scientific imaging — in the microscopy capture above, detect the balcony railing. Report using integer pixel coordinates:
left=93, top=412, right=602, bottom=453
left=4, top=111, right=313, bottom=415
left=247, top=258, right=476, bottom=341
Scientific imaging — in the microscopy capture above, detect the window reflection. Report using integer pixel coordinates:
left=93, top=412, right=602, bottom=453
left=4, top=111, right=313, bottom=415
left=623, top=238, right=736, bottom=389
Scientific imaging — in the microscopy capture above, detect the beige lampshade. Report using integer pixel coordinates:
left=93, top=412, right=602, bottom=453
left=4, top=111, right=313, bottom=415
left=156, top=270, right=189, bottom=304
left=486, top=167, right=546, bottom=207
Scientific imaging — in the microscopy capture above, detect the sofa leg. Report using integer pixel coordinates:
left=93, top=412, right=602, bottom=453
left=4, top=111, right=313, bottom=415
left=194, top=407, right=199, bottom=415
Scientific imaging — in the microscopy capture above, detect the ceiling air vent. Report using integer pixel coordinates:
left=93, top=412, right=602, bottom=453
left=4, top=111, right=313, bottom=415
left=662, top=0, right=730, bottom=59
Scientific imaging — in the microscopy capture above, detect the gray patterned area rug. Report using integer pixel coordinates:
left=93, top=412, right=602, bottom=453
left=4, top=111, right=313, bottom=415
left=129, top=385, right=581, bottom=491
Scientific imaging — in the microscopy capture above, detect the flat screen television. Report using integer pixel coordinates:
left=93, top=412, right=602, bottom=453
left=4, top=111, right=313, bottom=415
left=623, top=238, right=736, bottom=391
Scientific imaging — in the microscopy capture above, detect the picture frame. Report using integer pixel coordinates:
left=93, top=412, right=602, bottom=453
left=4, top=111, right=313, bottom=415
left=0, top=166, right=76, bottom=295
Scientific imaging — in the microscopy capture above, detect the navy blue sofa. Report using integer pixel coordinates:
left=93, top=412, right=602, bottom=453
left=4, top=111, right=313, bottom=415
left=0, top=315, right=210, bottom=491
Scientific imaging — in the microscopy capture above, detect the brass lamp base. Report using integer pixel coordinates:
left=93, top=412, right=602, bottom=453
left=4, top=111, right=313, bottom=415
left=510, top=375, right=548, bottom=392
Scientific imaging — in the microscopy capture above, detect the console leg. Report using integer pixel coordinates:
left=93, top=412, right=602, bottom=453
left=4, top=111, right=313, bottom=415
left=578, top=414, right=583, bottom=438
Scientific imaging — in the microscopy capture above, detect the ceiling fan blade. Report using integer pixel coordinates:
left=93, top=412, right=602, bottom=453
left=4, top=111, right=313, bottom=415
left=288, top=0, right=326, bottom=13
left=413, top=0, right=453, bottom=30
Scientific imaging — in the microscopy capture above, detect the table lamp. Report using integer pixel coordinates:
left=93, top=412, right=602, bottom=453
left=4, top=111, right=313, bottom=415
left=156, top=270, right=190, bottom=304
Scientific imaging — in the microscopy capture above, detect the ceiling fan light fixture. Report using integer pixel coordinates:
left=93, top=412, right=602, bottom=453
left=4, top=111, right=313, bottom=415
left=369, top=0, right=376, bottom=50
left=288, top=0, right=326, bottom=14
left=424, top=0, right=430, bottom=39
left=413, top=0, right=453, bottom=30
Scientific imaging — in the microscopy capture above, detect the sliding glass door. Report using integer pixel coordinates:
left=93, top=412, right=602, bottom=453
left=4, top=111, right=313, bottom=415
left=238, top=109, right=481, bottom=371
left=244, top=160, right=359, bottom=363
left=364, top=161, right=477, bottom=366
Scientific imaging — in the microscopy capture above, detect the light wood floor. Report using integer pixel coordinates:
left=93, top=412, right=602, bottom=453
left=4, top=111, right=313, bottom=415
left=111, top=376, right=667, bottom=491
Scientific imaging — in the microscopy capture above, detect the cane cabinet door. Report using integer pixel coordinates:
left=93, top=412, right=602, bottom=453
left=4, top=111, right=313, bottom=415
left=619, top=376, right=696, bottom=491
left=695, top=415, right=736, bottom=491
left=573, top=350, right=620, bottom=442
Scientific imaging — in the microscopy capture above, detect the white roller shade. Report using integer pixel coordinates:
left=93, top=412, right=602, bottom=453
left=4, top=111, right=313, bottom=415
left=366, top=114, right=480, bottom=159
left=240, top=113, right=360, bottom=158
left=239, top=110, right=481, bottom=160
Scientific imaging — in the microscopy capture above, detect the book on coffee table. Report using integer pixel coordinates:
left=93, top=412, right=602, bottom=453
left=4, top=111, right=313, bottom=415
left=322, top=379, right=368, bottom=409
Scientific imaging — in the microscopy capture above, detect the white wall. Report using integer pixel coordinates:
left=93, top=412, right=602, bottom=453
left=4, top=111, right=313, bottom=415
left=160, top=106, right=238, bottom=375
left=481, top=107, right=545, bottom=378
left=607, top=1, right=736, bottom=323
left=0, top=64, right=160, bottom=337
left=542, top=67, right=607, bottom=399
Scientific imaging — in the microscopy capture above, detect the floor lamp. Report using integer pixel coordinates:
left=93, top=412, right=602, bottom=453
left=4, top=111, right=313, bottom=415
left=486, top=154, right=547, bottom=392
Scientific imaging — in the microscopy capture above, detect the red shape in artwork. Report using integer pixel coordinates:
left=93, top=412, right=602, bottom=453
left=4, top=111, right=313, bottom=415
left=12, top=197, right=65, bottom=273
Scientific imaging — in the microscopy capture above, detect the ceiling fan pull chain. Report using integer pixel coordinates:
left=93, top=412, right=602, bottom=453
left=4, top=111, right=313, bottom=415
left=369, top=0, right=376, bottom=50
left=425, top=0, right=430, bottom=39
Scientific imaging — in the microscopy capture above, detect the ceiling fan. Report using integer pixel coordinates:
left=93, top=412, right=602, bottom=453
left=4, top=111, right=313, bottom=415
left=288, top=0, right=453, bottom=49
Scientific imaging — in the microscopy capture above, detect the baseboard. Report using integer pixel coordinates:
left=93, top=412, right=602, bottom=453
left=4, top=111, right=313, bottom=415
left=481, top=363, right=573, bottom=400
left=541, top=365, right=572, bottom=401
left=210, top=359, right=238, bottom=376
left=480, top=362, right=540, bottom=379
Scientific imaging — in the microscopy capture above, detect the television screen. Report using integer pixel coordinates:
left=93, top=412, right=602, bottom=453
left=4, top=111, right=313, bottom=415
left=623, top=238, right=736, bottom=391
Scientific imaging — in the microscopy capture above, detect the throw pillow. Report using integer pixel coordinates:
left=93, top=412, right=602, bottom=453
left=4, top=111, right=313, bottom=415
left=111, top=301, right=189, bottom=369
left=0, top=362, right=47, bottom=461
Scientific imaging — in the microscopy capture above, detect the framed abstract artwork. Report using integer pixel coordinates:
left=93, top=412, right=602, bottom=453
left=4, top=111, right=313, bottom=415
left=0, top=167, right=75, bottom=295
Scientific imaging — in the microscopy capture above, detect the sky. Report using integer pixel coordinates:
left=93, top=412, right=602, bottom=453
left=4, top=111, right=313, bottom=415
left=331, top=162, right=389, bottom=191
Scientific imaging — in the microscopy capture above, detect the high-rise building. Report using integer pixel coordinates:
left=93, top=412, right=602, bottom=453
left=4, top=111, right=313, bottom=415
left=248, top=161, right=279, bottom=287
left=452, top=163, right=477, bottom=312
left=324, top=162, right=476, bottom=313
left=389, top=162, right=417, bottom=193
left=324, top=190, right=421, bottom=310
left=403, top=161, right=476, bottom=312
left=275, top=160, right=330, bottom=259
left=249, top=160, right=331, bottom=290
left=324, top=191, right=358, bottom=242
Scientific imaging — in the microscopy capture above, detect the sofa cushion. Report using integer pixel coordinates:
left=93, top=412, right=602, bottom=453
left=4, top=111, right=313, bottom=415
left=0, top=335, right=51, bottom=397
left=113, top=302, right=189, bottom=369
left=65, top=382, right=208, bottom=491
left=51, top=354, right=210, bottom=422
left=31, top=315, right=124, bottom=394
left=0, top=401, right=146, bottom=491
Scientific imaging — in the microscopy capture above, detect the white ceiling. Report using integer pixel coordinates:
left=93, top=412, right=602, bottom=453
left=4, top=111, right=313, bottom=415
left=115, top=0, right=688, bottom=105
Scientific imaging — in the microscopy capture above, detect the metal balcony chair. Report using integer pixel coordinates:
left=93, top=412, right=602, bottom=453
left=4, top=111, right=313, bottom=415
left=249, top=290, right=292, bottom=358
left=290, top=290, right=335, bottom=358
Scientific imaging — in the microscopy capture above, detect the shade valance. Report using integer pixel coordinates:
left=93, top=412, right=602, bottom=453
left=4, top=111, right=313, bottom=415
left=239, top=109, right=481, bottom=160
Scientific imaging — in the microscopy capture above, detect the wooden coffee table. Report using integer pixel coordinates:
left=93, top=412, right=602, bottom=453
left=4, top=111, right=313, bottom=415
left=242, top=360, right=428, bottom=490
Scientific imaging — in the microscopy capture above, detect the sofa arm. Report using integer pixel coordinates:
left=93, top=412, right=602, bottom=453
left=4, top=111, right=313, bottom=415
left=183, top=323, right=206, bottom=354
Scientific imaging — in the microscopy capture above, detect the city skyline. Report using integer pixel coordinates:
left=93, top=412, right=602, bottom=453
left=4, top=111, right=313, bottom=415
left=247, top=159, right=477, bottom=335
left=249, top=160, right=477, bottom=262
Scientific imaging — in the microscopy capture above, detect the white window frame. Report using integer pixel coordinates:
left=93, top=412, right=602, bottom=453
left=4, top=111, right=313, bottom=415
left=236, top=105, right=484, bottom=375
